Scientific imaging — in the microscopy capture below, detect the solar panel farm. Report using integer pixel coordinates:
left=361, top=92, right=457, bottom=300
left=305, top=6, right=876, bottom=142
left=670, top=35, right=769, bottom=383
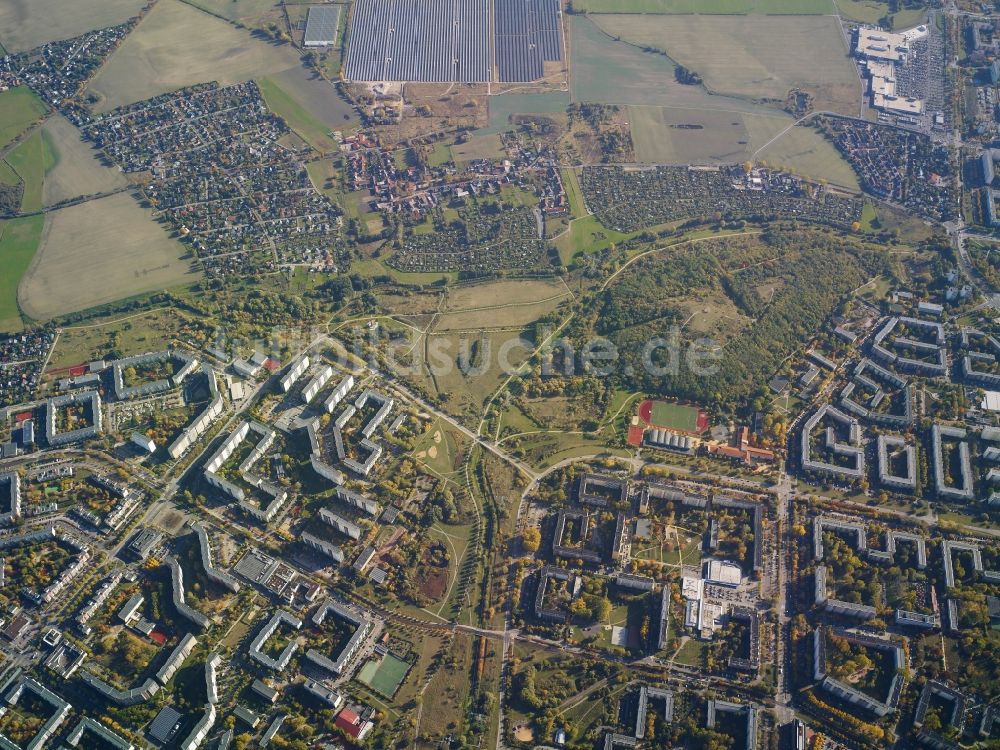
left=344, top=0, right=564, bottom=83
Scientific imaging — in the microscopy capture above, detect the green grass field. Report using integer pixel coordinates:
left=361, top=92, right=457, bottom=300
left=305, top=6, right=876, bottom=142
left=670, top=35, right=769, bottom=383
left=673, top=637, right=707, bottom=667
left=479, top=92, right=570, bottom=135
left=555, top=214, right=639, bottom=264
left=645, top=400, right=701, bottom=432
left=4, top=129, right=54, bottom=213
left=0, top=215, right=44, bottom=331
left=0, top=87, right=47, bottom=150
left=835, top=0, right=890, bottom=22
left=357, top=652, right=410, bottom=698
left=257, top=76, right=339, bottom=154
left=572, top=0, right=834, bottom=12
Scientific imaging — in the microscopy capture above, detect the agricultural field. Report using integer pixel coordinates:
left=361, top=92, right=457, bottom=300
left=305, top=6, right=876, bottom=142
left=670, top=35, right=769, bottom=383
left=0, top=0, right=145, bottom=53
left=0, top=87, right=47, bottom=149
left=630, top=107, right=755, bottom=164
left=84, top=0, right=308, bottom=111
left=184, top=0, right=281, bottom=27
left=591, top=14, right=862, bottom=115
left=0, top=215, right=44, bottom=332
left=258, top=68, right=358, bottom=154
left=569, top=16, right=765, bottom=113
left=18, top=192, right=200, bottom=320
left=747, top=119, right=861, bottom=190
left=40, top=114, right=128, bottom=207
left=3, top=129, right=51, bottom=213
left=571, top=0, right=835, bottom=12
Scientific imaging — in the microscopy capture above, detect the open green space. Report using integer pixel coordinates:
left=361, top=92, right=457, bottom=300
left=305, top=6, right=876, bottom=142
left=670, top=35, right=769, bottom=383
left=4, top=129, right=54, bottom=213
left=673, top=637, right=707, bottom=667
left=0, top=215, right=44, bottom=331
left=748, top=120, right=861, bottom=190
left=480, top=92, right=571, bottom=135
left=258, top=75, right=339, bottom=154
left=0, top=87, right=47, bottom=150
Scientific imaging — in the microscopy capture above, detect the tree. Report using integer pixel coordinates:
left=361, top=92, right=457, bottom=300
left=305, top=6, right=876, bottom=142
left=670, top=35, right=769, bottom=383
left=522, top=527, right=541, bottom=553
left=591, top=596, right=612, bottom=623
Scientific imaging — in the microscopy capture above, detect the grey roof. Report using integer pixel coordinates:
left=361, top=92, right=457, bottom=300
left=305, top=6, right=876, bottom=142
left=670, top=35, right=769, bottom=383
left=149, top=706, right=183, bottom=744
left=305, top=6, right=339, bottom=45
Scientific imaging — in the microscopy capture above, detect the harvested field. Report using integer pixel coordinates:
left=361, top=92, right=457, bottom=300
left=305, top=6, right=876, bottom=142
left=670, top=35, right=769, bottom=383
left=41, top=114, right=127, bottom=207
left=85, top=0, right=307, bottom=111
left=630, top=107, right=752, bottom=164
left=259, top=67, right=358, bottom=151
left=184, top=0, right=280, bottom=27
left=570, top=16, right=762, bottom=112
left=629, top=107, right=860, bottom=190
left=18, top=192, right=200, bottom=320
left=0, top=0, right=145, bottom=53
left=747, top=120, right=861, bottom=190
left=591, top=14, right=862, bottom=115
left=0, top=87, right=47, bottom=149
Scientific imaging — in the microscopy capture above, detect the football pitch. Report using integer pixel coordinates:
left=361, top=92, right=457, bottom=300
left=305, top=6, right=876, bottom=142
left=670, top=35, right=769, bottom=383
left=357, top=653, right=411, bottom=697
left=638, top=399, right=705, bottom=433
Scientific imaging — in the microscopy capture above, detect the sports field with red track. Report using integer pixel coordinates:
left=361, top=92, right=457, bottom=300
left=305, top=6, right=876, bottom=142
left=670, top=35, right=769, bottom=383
left=637, top=399, right=707, bottom=434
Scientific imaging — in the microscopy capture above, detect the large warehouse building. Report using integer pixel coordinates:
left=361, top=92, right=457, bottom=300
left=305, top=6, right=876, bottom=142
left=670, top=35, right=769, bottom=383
left=304, top=5, right=340, bottom=47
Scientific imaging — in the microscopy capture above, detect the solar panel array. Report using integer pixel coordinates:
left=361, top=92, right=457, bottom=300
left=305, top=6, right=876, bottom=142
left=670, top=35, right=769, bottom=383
left=304, top=5, right=341, bottom=46
left=345, top=0, right=562, bottom=83
left=495, top=0, right=562, bottom=82
left=345, top=0, right=491, bottom=83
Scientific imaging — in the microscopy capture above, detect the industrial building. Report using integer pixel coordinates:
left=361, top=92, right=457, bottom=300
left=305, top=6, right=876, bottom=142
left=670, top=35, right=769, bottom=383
left=303, top=4, right=340, bottom=46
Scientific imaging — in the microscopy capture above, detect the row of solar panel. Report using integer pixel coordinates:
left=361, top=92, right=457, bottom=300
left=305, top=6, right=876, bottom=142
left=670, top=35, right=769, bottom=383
left=495, top=0, right=562, bottom=81
left=344, top=0, right=562, bottom=83
left=345, top=0, right=491, bottom=82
